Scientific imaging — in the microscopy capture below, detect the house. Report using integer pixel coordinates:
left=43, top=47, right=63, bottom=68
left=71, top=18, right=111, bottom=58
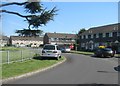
left=0, top=36, right=9, bottom=47
left=10, top=36, right=43, bottom=47
left=43, top=32, right=76, bottom=46
left=79, top=23, right=120, bottom=52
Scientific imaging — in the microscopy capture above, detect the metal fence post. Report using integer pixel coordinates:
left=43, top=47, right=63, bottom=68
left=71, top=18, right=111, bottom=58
left=21, top=50, right=23, bottom=62
left=7, top=51, right=10, bottom=64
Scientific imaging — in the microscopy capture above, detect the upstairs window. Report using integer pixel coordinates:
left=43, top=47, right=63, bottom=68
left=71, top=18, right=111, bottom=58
left=86, top=35, right=88, bottom=39
left=99, top=33, right=103, bottom=38
left=103, top=33, right=106, bottom=37
left=91, top=34, right=93, bottom=38
left=117, top=32, right=120, bottom=36
left=88, top=35, right=91, bottom=39
left=81, top=35, right=84, bottom=39
left=84, top=35, right=86, bottom=39
left=96, top=34, right=99, bottom=38
left=94, top=34, right=96, bottom=38
left=106, top=33, right=109, bottom=37
left=109, top=32, right=113, bottom=37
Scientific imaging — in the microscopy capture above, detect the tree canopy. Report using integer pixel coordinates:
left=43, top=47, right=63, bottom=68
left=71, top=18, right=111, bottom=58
left=0, top=1, right=58, bottom=36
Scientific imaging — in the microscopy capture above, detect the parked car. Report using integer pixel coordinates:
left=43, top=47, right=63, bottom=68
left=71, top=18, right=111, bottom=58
left=41, top=44, right=61, bottom=60
left=94, top=48, right=114, bottom=57
left=61, top=46, right=71, bottom=53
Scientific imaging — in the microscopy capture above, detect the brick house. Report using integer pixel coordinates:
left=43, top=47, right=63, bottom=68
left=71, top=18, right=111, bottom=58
left=0, top=36, right=9, bottom=47
left=79, top=23, right=120, bottom=52
left=43, top=32, right=76, bottom=46
left=10, top=36, right=43, bottom=47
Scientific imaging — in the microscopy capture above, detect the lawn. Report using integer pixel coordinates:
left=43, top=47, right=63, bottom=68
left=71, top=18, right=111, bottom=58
left=2, top=56, right=65, bottom=79
left=1, top=47, right=40, bottom=64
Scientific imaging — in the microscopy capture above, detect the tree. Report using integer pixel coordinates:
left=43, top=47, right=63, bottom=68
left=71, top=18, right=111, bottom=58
left=0, top=1, right=58, bottom=36
left=15, top=29, right=43, bottom=36
left=77, top=28, right=86, bottom=37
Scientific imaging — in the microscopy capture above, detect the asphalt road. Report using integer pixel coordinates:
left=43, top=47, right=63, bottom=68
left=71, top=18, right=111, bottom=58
left=3, top=53, right=119, bottom=84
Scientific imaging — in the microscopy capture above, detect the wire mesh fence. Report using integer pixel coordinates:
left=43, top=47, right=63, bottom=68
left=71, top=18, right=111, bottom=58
left=1, top=48, right=42, bottom=64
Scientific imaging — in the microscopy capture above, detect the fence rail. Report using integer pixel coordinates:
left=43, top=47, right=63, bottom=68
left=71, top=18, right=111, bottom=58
left=1, top=48, right=42, bottom=64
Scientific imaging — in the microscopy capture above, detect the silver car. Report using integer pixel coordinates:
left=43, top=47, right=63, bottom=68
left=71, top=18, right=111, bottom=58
left=41, top=44, right=61, bottom=60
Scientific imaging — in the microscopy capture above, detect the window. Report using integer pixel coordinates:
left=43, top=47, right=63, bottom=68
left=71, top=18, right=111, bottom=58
left=57, top=46, right=60, bottom=50
left=91, top=34, right=93, bottom=38
left=106, top=33, right=109, bottom=37
left=94, top=34, right=96, bottom=38
left=113, top=32, right=117, bottom=36
left=96, top=34, right=99, bottom=38
left=51, top=38, right=54, bottom=41
left=81, top=43, right=85, bottom=47
left=99, top=33, right=103, bottom=38
left=82, top=35, right=84, bottom=39
left=86, top=35, right=88, bottom=39
left=54, top=38, right=57, bottom=40
left=109, top=32, right=113, bottom=37
left=117, top=32, right=120, bottom=36
left=80, top=36, right=81, bottom=39
left=103, top=33, right=106, bottom=37
left=43, top=45, right=55, bottom=50
left=84, top=35, right=86, bottom=39
left=88, top=35, right=91, bottom=39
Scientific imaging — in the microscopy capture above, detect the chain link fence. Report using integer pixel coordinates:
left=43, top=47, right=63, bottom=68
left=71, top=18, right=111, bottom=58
left=1, top=48, right=42, bottom=64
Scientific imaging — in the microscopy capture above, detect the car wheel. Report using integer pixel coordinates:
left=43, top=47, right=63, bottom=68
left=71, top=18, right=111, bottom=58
left=101, top=54, right=104, bottom=57
left=111, top=54, right=114, bottom=57
left=56, top=56, right=59, bottom=60
left=59, top=56, right=61, bottom=58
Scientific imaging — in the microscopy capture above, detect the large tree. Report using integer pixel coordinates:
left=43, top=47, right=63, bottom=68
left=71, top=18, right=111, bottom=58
left=0, top=0, right=58, bottom=36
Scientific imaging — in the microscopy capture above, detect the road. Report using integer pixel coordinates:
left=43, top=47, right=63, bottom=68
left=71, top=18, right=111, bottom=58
left=3, top=53, right=119, bottom=84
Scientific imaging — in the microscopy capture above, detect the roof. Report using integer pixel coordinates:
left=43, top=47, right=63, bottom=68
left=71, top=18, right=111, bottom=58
left=0, top=36, right=9, bottom=40
left=45, top=33, right=76, bottom=38
left=81, top=23, right=120, bottom=35
left=10, top=36, right=43, bottom=41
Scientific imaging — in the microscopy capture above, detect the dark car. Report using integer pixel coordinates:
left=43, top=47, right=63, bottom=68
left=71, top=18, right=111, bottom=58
left=94, top=48, right=114, bottom=57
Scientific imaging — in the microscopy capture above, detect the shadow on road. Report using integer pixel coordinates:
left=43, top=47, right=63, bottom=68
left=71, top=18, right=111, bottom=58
left=33, top=56, right=57, bottom=60
left=91, top=55, right=110, bottom=59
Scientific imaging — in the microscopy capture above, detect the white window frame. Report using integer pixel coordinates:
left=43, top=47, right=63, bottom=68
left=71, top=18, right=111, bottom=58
left=86, top=35, right=88, bottom=39
left=91, top=34, right=93, bottom=39
left=82, top=35, right=84, bottom=39
left=96, top=34, right=99, bottom=38
left=109, top=32, right=113, bottom=37
left=103, top=33, right=106, bottom=37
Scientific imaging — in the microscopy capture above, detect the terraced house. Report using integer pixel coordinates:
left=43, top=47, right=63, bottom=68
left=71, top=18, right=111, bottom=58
left=10, top=36, right=43, bottom=47
left=79, top=23, right=120, bottom=52
left=0, top=36, right=9, bottom=46
left=44, top=32, right=76, bottom=46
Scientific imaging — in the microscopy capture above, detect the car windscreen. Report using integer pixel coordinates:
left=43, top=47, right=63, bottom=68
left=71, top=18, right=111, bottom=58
left=43, top=45, right=55, bottom=50
left=103, top=48, right=112, bottom=51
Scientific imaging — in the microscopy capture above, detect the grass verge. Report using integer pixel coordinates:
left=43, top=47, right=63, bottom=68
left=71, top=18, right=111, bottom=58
left=2, top=57, right=65, bottom=79
left=70, top=50, right=94, bottom=55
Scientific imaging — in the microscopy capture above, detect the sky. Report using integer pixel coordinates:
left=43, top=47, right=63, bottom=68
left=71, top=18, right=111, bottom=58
left=1, top=1, right=118, bottom=37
